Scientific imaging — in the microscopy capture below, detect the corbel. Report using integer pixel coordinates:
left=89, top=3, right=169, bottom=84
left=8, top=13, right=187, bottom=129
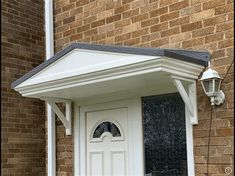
left=171, top=75, right=198, bottom=125
left=41, top=97, right=72, bottom=135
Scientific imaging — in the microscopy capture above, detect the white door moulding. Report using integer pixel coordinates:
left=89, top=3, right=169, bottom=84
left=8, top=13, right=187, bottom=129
left=41, top=97, right=72, bottom=135
left=171, top=75, right=198, bottom=125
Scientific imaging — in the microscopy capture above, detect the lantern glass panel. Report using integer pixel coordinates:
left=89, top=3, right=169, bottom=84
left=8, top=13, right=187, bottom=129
left=214, top=78, right=221, bottom=92
left=202, top=79, right=214, bottom=93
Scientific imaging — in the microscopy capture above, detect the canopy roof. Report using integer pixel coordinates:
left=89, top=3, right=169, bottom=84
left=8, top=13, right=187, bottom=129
left=12, top=42, right=210, bottom=101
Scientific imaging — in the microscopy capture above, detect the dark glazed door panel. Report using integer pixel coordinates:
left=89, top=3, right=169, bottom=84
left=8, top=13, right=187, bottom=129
left=142, top=93, right=187, bottom=176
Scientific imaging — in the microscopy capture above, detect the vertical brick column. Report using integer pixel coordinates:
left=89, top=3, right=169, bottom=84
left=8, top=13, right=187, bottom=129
left=1, top=1, right=45, bottom=175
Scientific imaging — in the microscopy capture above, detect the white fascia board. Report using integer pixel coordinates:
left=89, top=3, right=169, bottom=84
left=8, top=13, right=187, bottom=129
left=14, top=57, right=204, bottom=98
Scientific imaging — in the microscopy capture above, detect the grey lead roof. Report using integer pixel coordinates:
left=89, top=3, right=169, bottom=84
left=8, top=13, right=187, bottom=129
left=11, top=42, right=210, bottom=88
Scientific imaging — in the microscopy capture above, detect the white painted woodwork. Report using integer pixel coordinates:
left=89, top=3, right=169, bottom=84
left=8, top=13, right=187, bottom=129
left=17, top=50, right=159, bottom=87
left=76, top=99, right=144, bottom=176
left=42, top=97, right=72, bottom=135
left=185, top=107, right=195, bottom=176
left=74, top=96, right=195, bottom=176
left=14, top=53, right=204, bottom=99
left=86, top=108, right=128, bottom=176
left=171, top=76, right=198, bottom=124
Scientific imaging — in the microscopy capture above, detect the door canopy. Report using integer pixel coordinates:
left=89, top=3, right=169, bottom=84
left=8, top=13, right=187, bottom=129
left=12, top=42, right=209, bottom=101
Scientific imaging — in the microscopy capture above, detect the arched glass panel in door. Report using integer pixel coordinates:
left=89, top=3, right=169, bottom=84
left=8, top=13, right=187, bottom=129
left=93, top=121, right=121, bottom=138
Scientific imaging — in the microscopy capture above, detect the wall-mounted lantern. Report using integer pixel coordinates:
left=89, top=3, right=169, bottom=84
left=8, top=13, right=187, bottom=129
left=199, top=65, right=225, bottom=106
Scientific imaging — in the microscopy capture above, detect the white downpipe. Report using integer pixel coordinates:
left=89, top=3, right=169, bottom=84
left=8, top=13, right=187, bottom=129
left=45, top=1, right=56, bottom=176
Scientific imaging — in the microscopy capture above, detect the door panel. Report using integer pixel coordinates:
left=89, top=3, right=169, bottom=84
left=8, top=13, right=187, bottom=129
left=111, top=151, right=126, bottom=176
left=90, top=152, right=103, bottom=176
left=86, top=108, right=128, bottom=176
left=142, top=93, right=187, bottom=176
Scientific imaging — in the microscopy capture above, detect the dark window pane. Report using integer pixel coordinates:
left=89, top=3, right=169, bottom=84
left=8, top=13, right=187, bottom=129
left=142, top=93, right=188, bottom=176
left=93, top=121, right=121, bottom=138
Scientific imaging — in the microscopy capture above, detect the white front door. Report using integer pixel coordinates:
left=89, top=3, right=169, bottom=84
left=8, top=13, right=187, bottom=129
left=77, top=99, right=144, bottom=176
left=86, top=108, right=128, bottom=176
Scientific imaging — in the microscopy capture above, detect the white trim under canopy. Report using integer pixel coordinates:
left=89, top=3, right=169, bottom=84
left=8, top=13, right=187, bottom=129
left=12, top=42, right=210, bottom=132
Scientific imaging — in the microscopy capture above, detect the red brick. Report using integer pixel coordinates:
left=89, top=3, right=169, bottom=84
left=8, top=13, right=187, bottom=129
left=203, top=0, right=226, bottom=10
left=106, top=0, right=122, bottom=10
left=62, top=3, right=75, bottom=12
left=132, top=28, right=149, bottom=38
left=216, top=21, right=234, bottom=32
left=91, top=19, right=105, bottom=28
left=141, top=33, right=160, bottom=43
left=84, top=15, right=97, bottom=25
left=181, top=21, right=203, bottom=32
left=228, top=12, right=234, bottom=20
left=216, top=128, right=234, bottom=136
left=160, top=11, right=179, bottom=22
left=131, top=13, right=148, bottom=23
left=169, top=16, right=190, bottom=27
left=123, top=8, right=139, bottom=18
left=211, top=50, right=225, bottom=59
left=180, top=4, right=202, bottom=16
left=106, top=14, right=121, bottom=23
left=124, top=38, right=141, bottom=45
left=76, top=0, right=90, bottom=7
left=218, top=39, right=234, bottom=48
left=63, top=16, right=75, bottom=25
left=107, top=28, right=122, bottom=37
left=159, top=0, right=178, bottom=7
left=150, top=22, right=168, bottom=32
left=115, top=19, right=131, bottom=28
left=203, top=15, right=227, bottom=27
left=149, top=6, right=168, bottom=18
left=70, top=33, right=83, bottom=41
left=70, top=7, right=83, bottom=16
left=114, top=4, right=130, bottom=14
left=115, top=33, right=131, bottom=42
left=141, top=17, right=159, bottom=28
left=182, top=37, right=204, bottom=48
left=169, top=1, right=189, bottom=12
left=77, top=24, right=90, bottom=33
left=160, top=27, right=180, bottom=37
left=151, top=37, right=169, bottom=47
left=63, top=28, right=76, bottom=37
left=140, top=2, right=159, bottom=13
left=122, top=0, right=135, bottom=5
left=84, top=28, right=98, bottom=36
left=215, top=4, right=234, bottom=15
left=2, top=0, right=45, bottom=175
left=192, top=26, right=215, bottom=38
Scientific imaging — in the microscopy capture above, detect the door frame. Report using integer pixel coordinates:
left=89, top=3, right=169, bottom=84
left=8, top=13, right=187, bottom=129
left=74, top=98, right=144, bottom=176
left=73, top=95, right=195, bottom=176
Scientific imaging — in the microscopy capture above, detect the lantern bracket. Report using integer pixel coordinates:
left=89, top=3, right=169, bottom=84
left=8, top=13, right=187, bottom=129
left=212, top=90, right=225, bottom=106
left=40, top=97, right=72, bottom=135
left=171, top=75, right=198, bottom=125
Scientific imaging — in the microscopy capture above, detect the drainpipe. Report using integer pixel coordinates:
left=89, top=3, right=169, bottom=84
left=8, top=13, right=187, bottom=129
left=45, top=1, right=56, bottom=176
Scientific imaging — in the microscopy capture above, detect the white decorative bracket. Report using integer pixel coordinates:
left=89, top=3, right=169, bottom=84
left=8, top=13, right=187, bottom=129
left=171, top=75, right=198, bottom=125
left=41, top=97, right=72, bottom=135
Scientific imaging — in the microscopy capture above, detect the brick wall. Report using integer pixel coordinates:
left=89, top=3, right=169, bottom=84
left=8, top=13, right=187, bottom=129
left=2, top=0, right=232, bottom=175
left=1, top=0, right=45, bottom=175
left=53, top=0, right=234, bottom=175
